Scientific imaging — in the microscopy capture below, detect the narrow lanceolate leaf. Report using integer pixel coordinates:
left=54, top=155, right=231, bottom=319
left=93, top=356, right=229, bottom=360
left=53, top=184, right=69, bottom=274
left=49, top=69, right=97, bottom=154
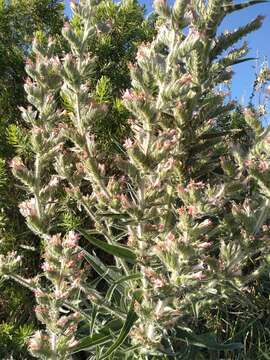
left=82, top=249, right=131, bottom=295
left=229, top=57, right=257, bottom=66
left=99, top=303, right=138, bottom=359
left=69, top=333, right=113, bottom=354
left=82, top=249, right=123, bottom=282
left=106, top=273, right=142, bottom=301
left=223, top=0, right=268, bottom=14
left=176, top=328, right=243, bottom=351
left=210, top=16, right=264, bottom=59
left=80, top=229, right=136, bottom=261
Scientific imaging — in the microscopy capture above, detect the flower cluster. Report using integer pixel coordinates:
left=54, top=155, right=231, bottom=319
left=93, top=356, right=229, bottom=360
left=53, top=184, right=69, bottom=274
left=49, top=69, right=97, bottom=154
left=28, top=231, right=84, bottom=359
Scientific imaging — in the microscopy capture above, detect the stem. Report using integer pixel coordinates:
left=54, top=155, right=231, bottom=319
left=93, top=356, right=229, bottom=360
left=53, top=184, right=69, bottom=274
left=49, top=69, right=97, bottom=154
left=34, top=154, right=43, bottom=219
left=64, top=302, right=93, bottom=323
left=136, top=180, right=148, bottom=290
left=75, top=93, right=84, bottom=135
left=8, top=273, right=35, bottom=291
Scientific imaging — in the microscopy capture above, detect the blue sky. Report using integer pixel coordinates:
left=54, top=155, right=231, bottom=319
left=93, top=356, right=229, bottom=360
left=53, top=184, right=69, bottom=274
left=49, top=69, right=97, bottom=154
left=64, top=0, right=270, bottom=102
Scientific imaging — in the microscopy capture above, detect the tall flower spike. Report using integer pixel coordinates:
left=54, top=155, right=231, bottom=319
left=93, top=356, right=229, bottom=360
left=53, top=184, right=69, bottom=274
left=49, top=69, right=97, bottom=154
left=12, top=36, right=64, bottom=238
left=28, top=232, right=84, bottom=359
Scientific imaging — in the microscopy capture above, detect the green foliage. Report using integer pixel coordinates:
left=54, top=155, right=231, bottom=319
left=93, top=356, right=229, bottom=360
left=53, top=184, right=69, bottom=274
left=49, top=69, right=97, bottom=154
left=6, top=124, right=33, bottom=158
left=0, top=159, right=7, bottom=191
left=60, top=211, right=83, bottom=232
left=0, top=0, right=64, bottom=153
left=95, top=76, right=113, bottom=103
left=0, top=322, right=34, bottom=359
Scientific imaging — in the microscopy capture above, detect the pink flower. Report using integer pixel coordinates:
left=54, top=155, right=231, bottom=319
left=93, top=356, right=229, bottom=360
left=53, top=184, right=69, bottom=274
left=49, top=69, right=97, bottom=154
left=258, top=160, right=269, bottom=172
left=28, top=336, right=41, bottom=352
left=143, top=267, right=156, bottom=278
left=54, top=289, right=68, bottom=299
left=177, top=207, right=186, bottom=216
left=120, top=194, right=131, bottom=209
left=121, top=89, right=146, bottom=102
left=41, top=262, right=54, bottom=272
left=50, top=234, right=62, bottom=246
left=28, top=339, right=41, bottom=352
left=50, top=58, right=61, bottom=73
left=98, top=163, right=106, bottom=175
left=25, top=77, right=33, bottom=86
left=77, top=251, right=84, bottom=260
left=163, top=157, right=176, bottom=171
left=127, top=62, right=135, bottom=70
left=188, top=206, right=197, bottom=216
left=152, top=178, right=162, bottom=189
left=219, top=156, right=225, bottom=163
left=64, top=324, right=77, bottom=336
left=32, top=126, right=43, bottom=135
left=177, top=185, right=186, bottom=194
left=57, top=316, right=68, bottom=327
left=122, top=89, right=134, bottom=101
left=136, top=43, right=150, bottom=61
left=195, top=241, right=213, bottom=249
left=163, top=140, right=172, bottom=150
left=123, top=138, right=133, bottom=150
left=153, top=278, right=165, bottom=288
left=66, top=260, right=75, bottom=268
left=119, top=175, right=127, bottom=184
left=64, top=231, right=80, bottom=248
left=166, top=232, right=175, bottom=241
left=177, top=73, right=192, bottom=85
left=69, top=338, right=79, bottom=348
left=164, top=232, right=176, bottom=249
left=244, top=159, right=254, bottom=168
left=63, top=21, right=71, bottom=30
left=164, top=232, right=175, bottom=251
left=158, top=224, right=165, bottom=232
left=243, top=108, right=255, bottom=118
left=48, top=175, right=60, bottom=187
left=35, top=305, right=48, bottom=315
left=9, top=157, right=26, bottom=171
left=25, top=57, right=33, bottom=66
left=34, top=289, right=45, bottom=298
left=187, top=180, right=205, bottom=189
left=190, top=271, right=207, bottom=280
left=18, top=198, right=37, bottom=218
left=169, top=129, right=177, bottom=136
left=28, top=331, right=49, bottom=352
